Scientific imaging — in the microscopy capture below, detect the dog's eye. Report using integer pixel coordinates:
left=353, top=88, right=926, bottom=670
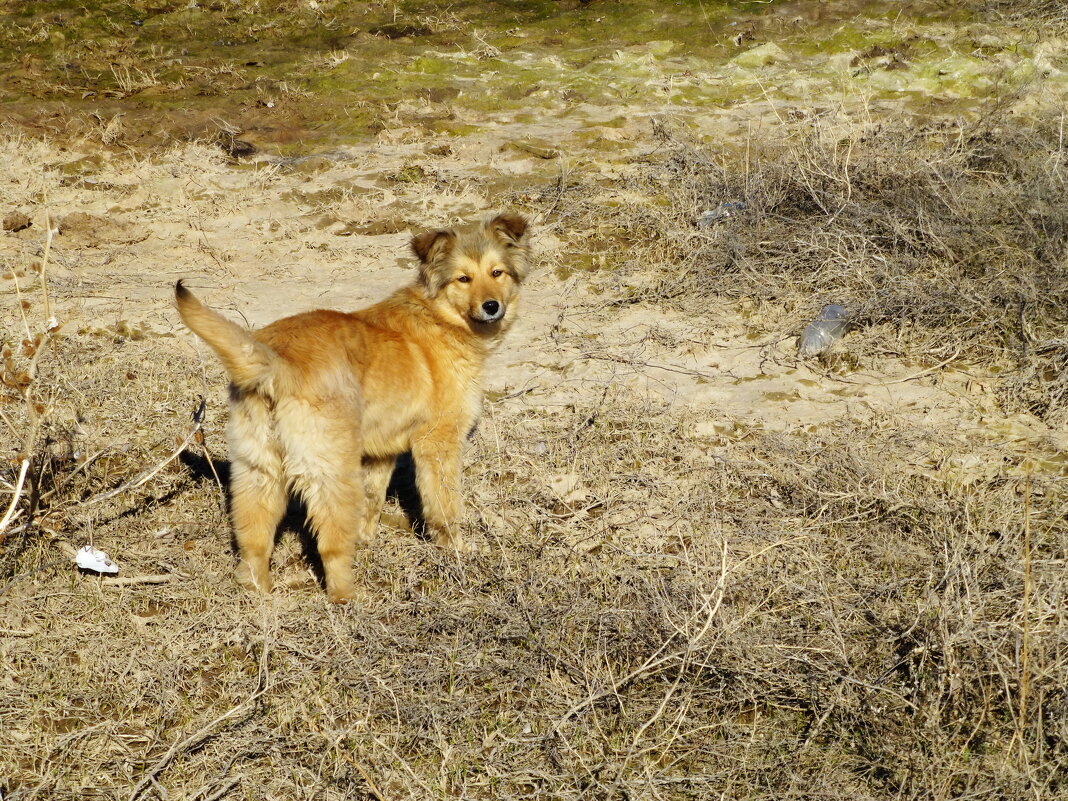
left=456, top=275, right=471, bottom=283
left=491, top=269, right=504, bottom=278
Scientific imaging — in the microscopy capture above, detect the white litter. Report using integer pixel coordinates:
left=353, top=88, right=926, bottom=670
left=75, top=545, right=119, bottom=574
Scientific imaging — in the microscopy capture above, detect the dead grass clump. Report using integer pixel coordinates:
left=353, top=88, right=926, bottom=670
left=459, top=397, right=1066, bottom=799
left=3, top=370, right=1065, bottom=798
left=998, top=337, right=1068, bottom=425
left=0, top=319, right=225, bottom=585
left=556, top=115, right=1068, bottom=418
left=982, top=0, right=1068, bottom=27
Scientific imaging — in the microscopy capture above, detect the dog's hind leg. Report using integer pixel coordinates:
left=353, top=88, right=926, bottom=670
left=277, top=400, right=364, bottom=604
left=228, top=394, right=286, bottom=594
left=306, top=486, right=362, bottom=604
left=230, top=461, right=287, bottom=593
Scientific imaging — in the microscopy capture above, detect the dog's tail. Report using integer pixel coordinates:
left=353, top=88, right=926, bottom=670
left=175, top=281, right=279, bottom=392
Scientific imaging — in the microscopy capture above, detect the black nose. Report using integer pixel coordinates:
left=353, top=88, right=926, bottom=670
left=482, top=300, right=500, bottom=316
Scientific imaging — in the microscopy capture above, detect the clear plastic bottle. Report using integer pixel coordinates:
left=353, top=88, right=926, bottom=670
left=697, top=201, right=747, bottom=228
left=798, top=304, right=850, bottom=357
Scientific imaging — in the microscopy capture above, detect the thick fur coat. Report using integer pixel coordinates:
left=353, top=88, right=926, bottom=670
left=176, top=213, right=529, bottom=602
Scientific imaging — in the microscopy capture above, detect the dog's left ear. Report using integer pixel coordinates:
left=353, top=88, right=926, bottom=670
left=412, top=229, right=455, bottom=295
left=486, top=213, right=529, bottom=247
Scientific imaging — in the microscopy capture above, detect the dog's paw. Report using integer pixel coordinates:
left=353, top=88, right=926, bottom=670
left=433, top=531, right=473, bottom=554
left=326, top=585, right=356, bottom=605
left=236, top=560, right=273, bottom=594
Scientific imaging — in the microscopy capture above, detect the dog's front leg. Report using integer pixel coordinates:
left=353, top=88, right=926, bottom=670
left=411, top=427, right=468, bottom=551
left=358, top=456, right=397, bottom=543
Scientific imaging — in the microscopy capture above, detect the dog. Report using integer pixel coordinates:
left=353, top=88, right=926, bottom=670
left=175, top=212, right=529, bottom=603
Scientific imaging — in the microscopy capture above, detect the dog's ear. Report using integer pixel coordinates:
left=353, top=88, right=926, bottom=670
left=486, top=213, right=531, bottom=282
left=411, top=229, right=454, bottom=264
left=486, top=213, right=528, bottom=247
left=412, top=229, right=455, bottom=295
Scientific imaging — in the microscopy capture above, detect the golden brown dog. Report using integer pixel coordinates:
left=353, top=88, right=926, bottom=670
left=176, top=213, right=529, bottom=602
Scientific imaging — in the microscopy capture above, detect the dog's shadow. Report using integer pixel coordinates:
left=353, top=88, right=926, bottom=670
left=180, top=450, right=429, bottom=587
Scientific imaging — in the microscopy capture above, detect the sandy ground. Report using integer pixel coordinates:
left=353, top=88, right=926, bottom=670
left=2, top=126, right=1057, bottom=482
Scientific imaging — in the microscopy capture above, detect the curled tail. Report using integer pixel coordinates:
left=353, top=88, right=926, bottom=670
left=175, top=281, right=278, bottom=392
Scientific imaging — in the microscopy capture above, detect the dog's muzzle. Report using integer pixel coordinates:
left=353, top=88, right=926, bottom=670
left=473, top=299, right=504, bottom=323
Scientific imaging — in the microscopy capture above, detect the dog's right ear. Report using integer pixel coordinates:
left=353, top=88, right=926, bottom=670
left=412, top=229, right=455, bottom=294
left=411, top=230, right=454, bottom=265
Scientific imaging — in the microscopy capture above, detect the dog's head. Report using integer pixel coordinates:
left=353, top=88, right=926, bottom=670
left=411, top=212, right=530, bottom=331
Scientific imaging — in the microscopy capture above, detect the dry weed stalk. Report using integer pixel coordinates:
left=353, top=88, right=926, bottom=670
left=80, top=399, right=206, bottom=508
left=1016, top=470, right=1034, bottom=771
left=0, top=216, right=56, bottom=539
left=0, top=214, right=209, bottom=580
left=127, top=607, right=274, bottom=801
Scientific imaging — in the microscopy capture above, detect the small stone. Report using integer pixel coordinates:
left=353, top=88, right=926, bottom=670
left=506, top=140, right=560, bottom=159
left=3, top=211, right=32, bottom=232
left=697, top=202, right=747, bottom=228
left=218, top=134, right=256, bottom=159
left=731, top=42, right=789, bottom=69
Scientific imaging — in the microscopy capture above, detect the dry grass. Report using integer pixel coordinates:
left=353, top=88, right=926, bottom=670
left=988, top=0, right=1068, bottom=25
left=2, top=82, right=1068, bottom=801
left=2, top=310, right=1066, bottom=798
left=552, top=113, right=1068, bottom=422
